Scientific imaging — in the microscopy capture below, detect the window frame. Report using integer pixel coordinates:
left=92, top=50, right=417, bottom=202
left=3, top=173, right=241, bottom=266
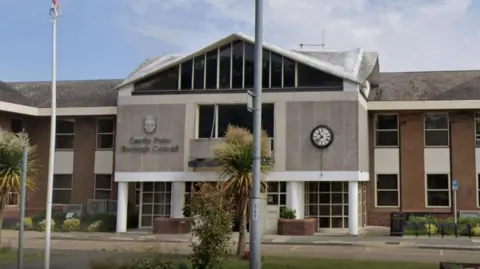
left=96, top=117, right=116, bottom=150
left=425, top=173, right=451, bottom=208
left=374, top=174, right=400, bottom=208
left=477, top=174, right=480, bottom=208
left=55, top=118, right=75, bottom=150
left=52, top=174, right=73, bottom=205
left=475, top=113, right=480, bottom=147
left=93, top=174, right=112, bottom=200
left=374, top=113, right=399, bottom=147
left=424, top=113, right=449, bottom=147
left=266, top=181, right=287, bottom=213
left=6, top=192, right=19, bottom=207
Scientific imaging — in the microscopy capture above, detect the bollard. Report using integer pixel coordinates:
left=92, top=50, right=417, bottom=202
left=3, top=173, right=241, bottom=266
left=428, top=223, right=431, bottom=237
left=441, top=223, right=444, bottom=238
left=454, top=223, right=458, bottom=238
left=467, top=224, right=472, bottom=238
left=414, top=222, right=419, bottom=237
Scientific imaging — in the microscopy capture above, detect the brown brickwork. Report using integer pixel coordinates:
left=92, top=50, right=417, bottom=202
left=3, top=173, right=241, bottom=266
left=277, top=218, right=316, bottom=235
left=72, top=116, right=96, bottom=204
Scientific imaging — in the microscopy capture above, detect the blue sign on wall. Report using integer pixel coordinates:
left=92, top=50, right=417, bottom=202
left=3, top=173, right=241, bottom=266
left=452, top=179, right=459, bottom=191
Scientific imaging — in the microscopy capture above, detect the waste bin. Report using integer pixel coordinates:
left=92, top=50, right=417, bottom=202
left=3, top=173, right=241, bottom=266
left=390, top=212, right=404, bottom=236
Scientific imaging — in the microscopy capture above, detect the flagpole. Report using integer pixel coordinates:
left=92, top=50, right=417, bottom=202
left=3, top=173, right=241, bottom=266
left=44, top=2, right=59, bottom=268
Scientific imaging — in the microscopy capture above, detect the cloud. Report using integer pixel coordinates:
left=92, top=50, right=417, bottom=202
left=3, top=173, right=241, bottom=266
left=123, top=0, right=480, bottom=71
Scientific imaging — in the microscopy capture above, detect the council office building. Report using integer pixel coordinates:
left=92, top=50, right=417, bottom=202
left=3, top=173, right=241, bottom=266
left=2, top=33, right=480, bottom=236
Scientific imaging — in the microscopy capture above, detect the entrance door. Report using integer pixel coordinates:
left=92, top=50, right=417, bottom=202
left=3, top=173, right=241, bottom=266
left=139, top=182, right=172, bottom=228
left=305, top=182, right=349, bottom=228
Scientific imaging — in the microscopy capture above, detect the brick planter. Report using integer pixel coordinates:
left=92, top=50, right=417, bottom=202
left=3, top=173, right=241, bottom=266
left=153, top=217, right=191, bottom=234
left=278, top=218, right=316, bottom=235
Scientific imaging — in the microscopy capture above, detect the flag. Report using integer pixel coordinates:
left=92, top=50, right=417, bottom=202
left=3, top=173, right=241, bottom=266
left=50, top=0, right=61, bottom=17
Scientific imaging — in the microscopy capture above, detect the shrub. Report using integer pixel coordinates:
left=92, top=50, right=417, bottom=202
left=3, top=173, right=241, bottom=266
left=280, top=208, right=296, bottom=219
left=16, top=217, right=34, bottom=231
left=187, top=183, right=233, bottom=269
left=86, top=220, right=104, bottom=232
left=424, top=223, right=437, bottom=235
left=472, top=224, right=480, bottom=237
left=62, top=218, right=81, bottom=232
left=38, top=219, right=55, bottom=231
left=118, top=257, right=177, bottom=269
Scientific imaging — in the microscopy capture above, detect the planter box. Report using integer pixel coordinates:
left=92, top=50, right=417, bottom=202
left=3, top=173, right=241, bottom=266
left=153, top=217, right=191, bottom=234
left=278, top=218, right=316, bottom=235
left=439, top=262, right=480, bottom=269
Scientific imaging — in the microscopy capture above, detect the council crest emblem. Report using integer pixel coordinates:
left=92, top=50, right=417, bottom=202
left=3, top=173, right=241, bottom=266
left=143, top=115, right=157, bottom=134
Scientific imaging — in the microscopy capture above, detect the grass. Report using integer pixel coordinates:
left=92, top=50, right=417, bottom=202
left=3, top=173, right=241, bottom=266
left=0, top=245, right=43, bottom=264
left=90, top=256, right=438, bottom=269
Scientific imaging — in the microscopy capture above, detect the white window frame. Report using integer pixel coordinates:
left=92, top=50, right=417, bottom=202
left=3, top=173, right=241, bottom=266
left=96, top=118, right=115, bottom=150
left=52, top=174, right=73, bottom=205
left=267, top=181, right=287, bottom=212
left=425, top=173, right=451, bottom=208
left=55, top=118, right=75, bottom=150
left=374, top=113, right=399, bottom=147
left=6, top=192, right=19, bottom=207
left=424, top=113, right=449, bottom=147
left=475, top=113, right=480, bottom=147
left=94, top=174, right=112, bottom=199
left=374, top=174, right=400, bottom=208
left=135, top=182, right=141, bottom=207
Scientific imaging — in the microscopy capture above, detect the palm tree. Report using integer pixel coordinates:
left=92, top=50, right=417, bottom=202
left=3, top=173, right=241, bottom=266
left=0, top=130, right=39, bottom=242
left=214, top=125, right=273, bottom=257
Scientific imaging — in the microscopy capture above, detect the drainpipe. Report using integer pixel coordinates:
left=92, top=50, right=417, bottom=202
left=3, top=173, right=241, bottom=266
left=449, top=119, right=454, bottom=215
left=399, top=121, right=406, bottom=213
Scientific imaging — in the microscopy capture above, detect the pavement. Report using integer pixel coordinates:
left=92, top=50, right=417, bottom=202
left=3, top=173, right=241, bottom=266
left=1, top=229, right=480, bottom=251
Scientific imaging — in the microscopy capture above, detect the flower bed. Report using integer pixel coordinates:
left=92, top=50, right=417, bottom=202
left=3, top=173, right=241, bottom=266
left=403, top=215, right=480, bottom=237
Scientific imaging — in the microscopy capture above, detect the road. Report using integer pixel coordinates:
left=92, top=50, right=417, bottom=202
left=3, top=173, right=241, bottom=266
left=1, top=238, right=479, bottom=268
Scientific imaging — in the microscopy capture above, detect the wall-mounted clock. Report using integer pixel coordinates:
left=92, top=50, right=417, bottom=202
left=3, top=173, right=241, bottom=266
left=310, top=125, right=334, bottom=149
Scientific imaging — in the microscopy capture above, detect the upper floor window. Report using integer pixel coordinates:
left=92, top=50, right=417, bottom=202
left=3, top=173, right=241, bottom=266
left=133, top=40, right=342, bottom=93
left=424, top=113, right=449, bottom=146
left=375, top=114, right=398, bottom=147
left=197, top=104, right=274, bottom=139
left=56, top=119, right=75, bottom=150
left=96, top=118, right=115, bottom=149
left=10, top=119, right=23, bottom=133
left=475, top=113, right=480, bottom=147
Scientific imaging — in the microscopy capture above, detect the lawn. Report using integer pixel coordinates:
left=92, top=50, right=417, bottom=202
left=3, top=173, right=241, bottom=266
left=91, top=256, right=438, bottom=269
left=0, top=246, right=43, bottom=264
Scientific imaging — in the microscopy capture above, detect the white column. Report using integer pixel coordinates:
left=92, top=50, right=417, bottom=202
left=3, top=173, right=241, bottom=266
left=286, top=181, right=305, bottom=219
left=170, top=181, right=185, bottom=218
left=115, top=182, right=129, bottom=233
left=348, top=181, right=359, bottom=235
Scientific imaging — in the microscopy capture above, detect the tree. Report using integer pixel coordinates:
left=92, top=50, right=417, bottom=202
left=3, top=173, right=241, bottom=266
left=188, top=182, right=233, bottom=269
left=0, top=130, right=39, bottom=242
left=214, top=125, right=273, bottom=257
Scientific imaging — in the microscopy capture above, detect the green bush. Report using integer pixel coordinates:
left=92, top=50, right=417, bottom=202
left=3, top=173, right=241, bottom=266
left=62, top=218, right=81, bottom=232
left=86, top=220, right=104, bottom=232
left=119, top=257, right=177, bottom=269
left=280, top=208, right=297, bottom=219
left=16, top=217, right=34, bottom=231
left=38, top=219, right=55, bottom=231
left=472, top=224, right=480, bottom=237
left=405, top=215, right=480, bottom=236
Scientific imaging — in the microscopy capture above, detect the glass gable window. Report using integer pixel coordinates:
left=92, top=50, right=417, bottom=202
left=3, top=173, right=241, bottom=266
left=133, top=39, right=346, bottom=93
left=135, top=66, right=179, bottom=91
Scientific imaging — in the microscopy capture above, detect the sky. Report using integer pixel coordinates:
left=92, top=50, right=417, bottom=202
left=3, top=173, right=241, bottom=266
left=1, top=0, right=480, bottom=82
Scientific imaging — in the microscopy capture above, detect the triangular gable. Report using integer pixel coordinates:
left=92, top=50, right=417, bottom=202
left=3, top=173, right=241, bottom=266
left=117, top=32, right=364, bottom=89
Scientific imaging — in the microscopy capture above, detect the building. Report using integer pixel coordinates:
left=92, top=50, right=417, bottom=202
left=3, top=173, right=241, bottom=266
left=1, top=33, right=480, bottom=236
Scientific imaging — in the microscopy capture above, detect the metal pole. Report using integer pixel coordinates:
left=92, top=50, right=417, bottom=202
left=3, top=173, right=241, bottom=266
left=17, top=144, right=29, bottom=269
left=453, top=190, right=457, bottom=225
left=250, top=0, right=263, bottom=268
left=44, top=9, right=58, bottom=269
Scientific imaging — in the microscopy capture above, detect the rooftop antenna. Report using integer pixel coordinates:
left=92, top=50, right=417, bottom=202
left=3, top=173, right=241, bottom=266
left=299, top=30, right=326, bottom=50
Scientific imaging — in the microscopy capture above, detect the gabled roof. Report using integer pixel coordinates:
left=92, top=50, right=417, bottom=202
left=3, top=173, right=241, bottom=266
left=117, top=32, right=378, bottom=89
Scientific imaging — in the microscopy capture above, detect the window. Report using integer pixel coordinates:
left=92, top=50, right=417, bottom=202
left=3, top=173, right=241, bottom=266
left=193, top=55, right=205, bottom=89
left=424, top=113, right=449, bottom=146
left=10, top=119, right=23, bottom=133
left=375, top=174, right=399, bottom=207
left=478, top=175, right=480, bottom=207
left=305, top=182, right=349, bottom=228
left=426, top=174, right=450, bottom=207
left=218, top=44, right=231, bottom=89
left=262, top=49, right=270, bottom=89
left=56, top=119, right=75, bottom=150
left=283, top=57, right=295, bottom=87
left=197, top=104, right=274, bottom=138
left=94, top=174, right=112, bottom=199
left=267, top=182, right=286, bottom=213
left=53, top=175, right=72, bottom=204
left=244, top=43, right=255, bottom=88
left=205, top=49, right=218, bottom=89
left=140, top=182, right=171, bottom=227
left=135, top=182, right=141, bottom=206
left=297, top=63, right=343, bottom=87
left=96, top=118, right=115, bottom=149
left=375, top=114, right=398, bottom=146
left=231, top=40, right=244, bottom=89
left=135, top=66, right=179, bottom=91
left=475, top=113, right=480, bottom=147
left=270, top=52, right=282, bottom=88
left=7, top=192, right=19, bottom=206
left=180, top=60, right=193, bottom=90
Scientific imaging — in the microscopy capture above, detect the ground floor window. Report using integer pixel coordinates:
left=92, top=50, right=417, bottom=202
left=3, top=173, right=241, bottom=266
left=375, top=174, right=399, bottom=207
left=134, top=182, right=141, bottom=206
left=94, top=174, right=112, bottom=199
left=140, top=182, right=171, bottom=227
left=7, top=192, right=19, bottom=206
left=477, top=175, right=480, bottom=207
left=267, top=181, right=286, bottom=213
left=53, top=174, right=72, bottom=204
left=305, top=182, right=348, bottom=228
left=426, top=174, right=450, bottom=207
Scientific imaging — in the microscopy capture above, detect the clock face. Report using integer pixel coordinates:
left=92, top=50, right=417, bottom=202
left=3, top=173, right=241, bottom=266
left=310, top=125, right=334, bottom=149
